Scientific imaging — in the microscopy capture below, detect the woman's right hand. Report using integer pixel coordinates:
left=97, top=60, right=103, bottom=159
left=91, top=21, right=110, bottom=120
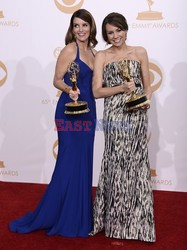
left=69, top=88, right=80, bottom=101
left=120, top=80, right=136, bottom=93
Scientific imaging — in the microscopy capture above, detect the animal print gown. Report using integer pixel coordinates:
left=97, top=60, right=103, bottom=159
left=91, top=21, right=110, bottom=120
left=90, top=59, right=156, bottom=242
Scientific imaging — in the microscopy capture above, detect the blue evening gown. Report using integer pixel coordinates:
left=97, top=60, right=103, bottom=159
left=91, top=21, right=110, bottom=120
left=9, top=43, right=96, bottom=237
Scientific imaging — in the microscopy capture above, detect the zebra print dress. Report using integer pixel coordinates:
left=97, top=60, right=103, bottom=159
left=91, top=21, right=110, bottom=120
left=90, top=59, right=156, bottom=242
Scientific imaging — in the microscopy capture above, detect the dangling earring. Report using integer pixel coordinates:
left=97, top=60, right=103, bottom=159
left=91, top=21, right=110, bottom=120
left=125, top=32, right=127, bottom=41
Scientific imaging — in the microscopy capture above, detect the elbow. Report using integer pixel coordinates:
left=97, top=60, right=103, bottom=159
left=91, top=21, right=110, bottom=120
left=53, top=79, right=58, bottom=89
left=93, top=93, right=100, bottom=99
left=93, top=89, right=101, bottom=99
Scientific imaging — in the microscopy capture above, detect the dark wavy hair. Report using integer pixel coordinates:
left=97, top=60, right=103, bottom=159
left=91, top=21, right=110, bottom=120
left=65, top=9, right=98, bottom=48
left=102, top=12, right=128, bottom=44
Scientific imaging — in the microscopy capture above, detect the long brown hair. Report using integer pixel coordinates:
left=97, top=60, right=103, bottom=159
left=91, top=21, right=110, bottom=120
left=65, top=9, right=98, bottom=48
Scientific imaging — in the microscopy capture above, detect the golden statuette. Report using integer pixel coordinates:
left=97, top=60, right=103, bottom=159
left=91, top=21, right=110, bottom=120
left=118, top=59, right=150, bottom=111
left=136, top=0, right=163, bottom=20
left=64, top=61, right=90, bottom=115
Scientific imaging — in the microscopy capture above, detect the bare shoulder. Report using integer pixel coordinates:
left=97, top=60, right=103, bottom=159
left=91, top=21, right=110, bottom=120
left=95, top=49, right=106, bottom=56
left=58, top=42, right=76, bottom=61
left=92, top=48, right=97, bottom=55
left=95, top=50, right=106, bottom=60
left=134, top=46, right=148, bottom=56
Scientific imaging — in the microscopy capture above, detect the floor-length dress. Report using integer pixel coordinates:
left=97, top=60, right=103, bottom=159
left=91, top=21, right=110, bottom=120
left=9, top=44, right=96, bottom=237
left=90, top=59, right=155, bottom=242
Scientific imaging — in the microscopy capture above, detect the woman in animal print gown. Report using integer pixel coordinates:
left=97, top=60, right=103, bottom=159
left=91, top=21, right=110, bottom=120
left=90, top=12, right=156, bottom=242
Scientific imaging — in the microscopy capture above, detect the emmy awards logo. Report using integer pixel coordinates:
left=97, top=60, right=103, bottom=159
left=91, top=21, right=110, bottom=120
left=56, top=90, right=62, bottom=97
left=151, top=168, right=157, bottom=177
left=118, top=59, right=150, bottom=111
left=54, top=47, right=62, bottom=59
left=54, top=0, right=84, bottom=14
left=52, top=140, right=58, bottom=159
left=149, top=62, right=162, bottom=93
left=64, top=61, right=90, bottom=115
left=0, top=161, right=5, bottom=168
left=0, top=61, right=8, bottom=87
left=137, top=0, right=163, bottom=20
left=0, top=10, right=4, bottom=18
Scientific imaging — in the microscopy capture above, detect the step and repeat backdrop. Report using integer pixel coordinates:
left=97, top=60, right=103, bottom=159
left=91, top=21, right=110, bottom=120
left=0, top=0, right=186, bottom=192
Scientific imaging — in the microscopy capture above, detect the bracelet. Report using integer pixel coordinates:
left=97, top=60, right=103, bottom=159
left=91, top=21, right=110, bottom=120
left=66, top=87, right=72, bottom=94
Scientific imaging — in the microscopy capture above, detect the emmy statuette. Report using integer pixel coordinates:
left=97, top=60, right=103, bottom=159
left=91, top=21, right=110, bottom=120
left=0, top=10, right=4, bottom=18
left=64, top=61, right=90, bottom=115
left=118, top=60, right=150, bottom=111
left=136, top=0, right=163, bottom=20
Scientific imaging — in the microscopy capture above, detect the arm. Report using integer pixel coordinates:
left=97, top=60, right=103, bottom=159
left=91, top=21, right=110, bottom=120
left=53, top=44, right=76, bottom=95
left=136, top=46, right=152, bottom=99
left=92, top=51, right=134, bottom=99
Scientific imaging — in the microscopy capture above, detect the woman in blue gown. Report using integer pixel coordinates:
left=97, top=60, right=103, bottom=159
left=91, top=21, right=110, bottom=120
left=9, top=9, right=97, bottom=237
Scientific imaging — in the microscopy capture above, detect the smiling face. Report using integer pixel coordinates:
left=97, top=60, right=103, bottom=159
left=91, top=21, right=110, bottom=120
left=105, top=23, right=126, bottom=47
left=73, top=17, right=91, bottom=43
left=102, top=13, right=128, bottom=45
left=65, top=9, right=97, bottom=47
